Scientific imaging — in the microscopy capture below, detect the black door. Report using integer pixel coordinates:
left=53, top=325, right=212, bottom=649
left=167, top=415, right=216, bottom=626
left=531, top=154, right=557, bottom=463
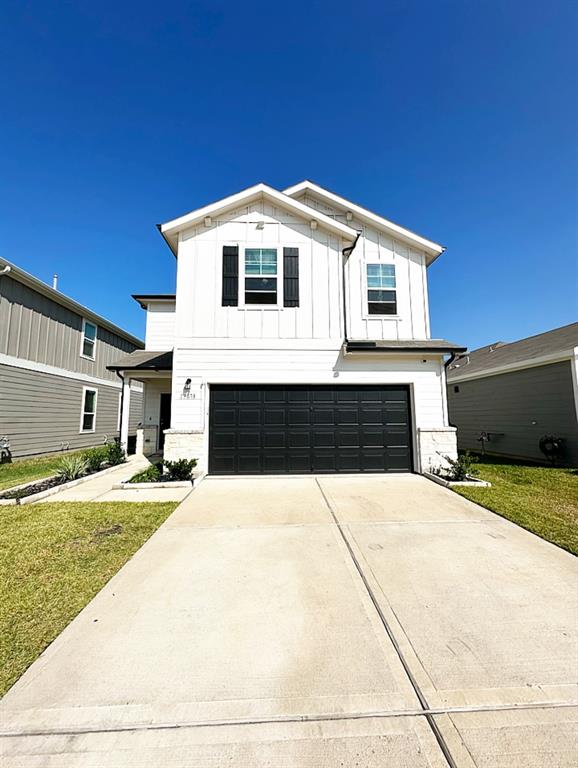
left=209, top=385, right=412, bottom=474
left=159, top=393, right=171, bottom=450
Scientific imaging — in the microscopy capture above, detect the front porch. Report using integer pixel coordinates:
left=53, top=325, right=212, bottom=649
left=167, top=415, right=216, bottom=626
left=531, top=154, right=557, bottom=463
left=107, top=351, right=173, bottom=457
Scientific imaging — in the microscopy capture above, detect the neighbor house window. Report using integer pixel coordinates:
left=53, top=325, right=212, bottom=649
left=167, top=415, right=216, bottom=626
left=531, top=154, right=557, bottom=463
left=81, top=319, right=97, bottom=359
left=244, top=248, right=277, bottom=304
left=80, top=387, right=97, bottom=432
left=366, top=264, right=396, bottom=315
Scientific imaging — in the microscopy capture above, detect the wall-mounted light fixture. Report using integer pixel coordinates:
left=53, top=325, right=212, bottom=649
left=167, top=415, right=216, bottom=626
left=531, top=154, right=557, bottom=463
left=183, top=378, right=192, bottom=398
left=256, top=220, right=265, bottom=230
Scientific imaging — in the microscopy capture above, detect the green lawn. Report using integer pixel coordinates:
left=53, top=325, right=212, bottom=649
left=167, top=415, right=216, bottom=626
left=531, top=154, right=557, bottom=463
left=0, top=451, right=88, bottom=492
left=454, top=456, right=578, bottom=556
left=0, top=501, right=177, bottom=696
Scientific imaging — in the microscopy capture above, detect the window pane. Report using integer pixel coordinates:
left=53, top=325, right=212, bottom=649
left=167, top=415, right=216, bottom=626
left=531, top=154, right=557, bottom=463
left=366, top=264, right=396, bottom=289
left=83, top=338, right=94, bottom=358
left=245, top=277, right=277, bottom=291
left=82, top=413, right=94, bottom=431
left=245, top=263, right=261, bottom=275
left=84, top=322, right=96, bottom=340
left=368, top=290, right=396, bottom=302
left=245, top=248, right=277, bottom=276
left=84, top=390, right=96, bottom=413
left=245, top=291, right=277, bottom=304
left=368, top=301, right=397, bottom=315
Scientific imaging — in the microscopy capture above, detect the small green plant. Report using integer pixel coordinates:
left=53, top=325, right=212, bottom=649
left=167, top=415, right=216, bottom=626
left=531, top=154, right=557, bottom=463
left=164, top=458, right=197, bottom=481
left=56, top=455, right=89, bottom=481
left=438, top=451, right=479, bottom=481
left=106, top=440, right=126, bottom=466
left=82, top=446, right=108, bottom=473
left=129, top=463, right=162, bottom=483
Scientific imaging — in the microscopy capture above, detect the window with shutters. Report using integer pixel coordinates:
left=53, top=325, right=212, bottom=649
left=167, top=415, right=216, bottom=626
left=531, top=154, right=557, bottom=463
left=244, top=248, right=278, bottom=305
left=366, top=264, right=397, bottom=315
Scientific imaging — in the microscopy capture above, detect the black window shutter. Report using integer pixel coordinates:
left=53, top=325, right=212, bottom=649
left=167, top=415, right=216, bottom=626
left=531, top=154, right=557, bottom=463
left=222, top=245, right=239, bottom=306
left=283, top=247, right=299, bottom=307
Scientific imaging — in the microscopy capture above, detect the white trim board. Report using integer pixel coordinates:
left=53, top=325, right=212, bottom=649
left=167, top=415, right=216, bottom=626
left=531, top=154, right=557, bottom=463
left=0, top=353, right=143, bottom=392
left=447, top=350, right=574, bottom=383
left=283, top=180, right=444, bottom=261
left=159, top=183, right=358, bottom=255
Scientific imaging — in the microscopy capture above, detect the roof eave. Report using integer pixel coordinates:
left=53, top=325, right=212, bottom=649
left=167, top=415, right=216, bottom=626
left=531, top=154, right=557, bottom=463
left=283, top=180, right=445, bottom=261
left=157, top=183, right=357, bottom=254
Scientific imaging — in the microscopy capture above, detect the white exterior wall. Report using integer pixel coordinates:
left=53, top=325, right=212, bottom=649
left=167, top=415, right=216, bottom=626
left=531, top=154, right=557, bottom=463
left=145, top=302, right=175, bottom=350
left=159, top=191, right=455, bottom=472
left=164, top=347, right=450, bottom=473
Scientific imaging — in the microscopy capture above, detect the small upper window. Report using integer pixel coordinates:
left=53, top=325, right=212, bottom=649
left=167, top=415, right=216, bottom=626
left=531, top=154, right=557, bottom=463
left=367, top=264, right=396, bottom=315
left=81, top=320, right=97, bottom=359
left=80, top=388, right=97, bottom=432
left=244, top=248, right=277, bottom=305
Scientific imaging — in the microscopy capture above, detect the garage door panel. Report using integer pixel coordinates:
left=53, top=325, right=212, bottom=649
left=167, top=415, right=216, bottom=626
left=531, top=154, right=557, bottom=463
left=209, top=385, right=412, bottom=474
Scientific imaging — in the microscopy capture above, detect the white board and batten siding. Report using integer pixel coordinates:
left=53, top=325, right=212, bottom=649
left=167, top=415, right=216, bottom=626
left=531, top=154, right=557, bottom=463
left=145, top=301, right=176, bottom=350
left=158, top=191, right=453, bottom=472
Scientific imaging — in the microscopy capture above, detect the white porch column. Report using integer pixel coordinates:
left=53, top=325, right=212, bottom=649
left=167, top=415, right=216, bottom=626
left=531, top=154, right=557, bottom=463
left=120, top=375, right=131, bottom=451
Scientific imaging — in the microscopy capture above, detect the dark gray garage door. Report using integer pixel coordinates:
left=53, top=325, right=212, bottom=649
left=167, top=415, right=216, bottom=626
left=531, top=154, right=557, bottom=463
left=209, top=385, right=412, bottom=474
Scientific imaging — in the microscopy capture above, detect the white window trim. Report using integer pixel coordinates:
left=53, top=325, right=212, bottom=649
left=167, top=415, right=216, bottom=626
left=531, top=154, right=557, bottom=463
left=80, top=386, right=98, bottom=433
left=363, top=262, right=399, bottom=319
left=80, top=318, right=98, bottom=361
left=239, top=244, right=284, bottom=309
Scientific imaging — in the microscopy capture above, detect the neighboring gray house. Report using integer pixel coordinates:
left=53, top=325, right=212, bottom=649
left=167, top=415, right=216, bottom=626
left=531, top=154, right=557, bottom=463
left=447, top=323, right=578, bottom=466
left=0, top=260, right=144, bottom=459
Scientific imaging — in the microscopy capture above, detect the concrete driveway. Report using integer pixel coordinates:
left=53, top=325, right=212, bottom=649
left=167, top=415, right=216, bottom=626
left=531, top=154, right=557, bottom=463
left=2, top=474, right=577, bottom=767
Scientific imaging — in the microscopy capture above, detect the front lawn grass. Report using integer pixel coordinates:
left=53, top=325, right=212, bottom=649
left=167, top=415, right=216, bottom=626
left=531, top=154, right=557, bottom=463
left=0, top=451, right=87, bottom=492
left=454, top=455, right=578, bottom=556
left=0, top=501, right=177, bottom=696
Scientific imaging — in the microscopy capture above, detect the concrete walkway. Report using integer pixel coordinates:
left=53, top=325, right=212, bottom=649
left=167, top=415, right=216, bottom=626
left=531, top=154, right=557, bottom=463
left=42, top=455, right=192, bottom=503
left=2, top=474, right=577, bottom=766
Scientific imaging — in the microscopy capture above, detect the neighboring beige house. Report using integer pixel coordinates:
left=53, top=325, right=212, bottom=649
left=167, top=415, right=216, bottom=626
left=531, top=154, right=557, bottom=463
left=447, top=323, right=578, bottom=466
left=110, top=181, right=465, bottom=475
left=0, top=259, right=144, bottom=458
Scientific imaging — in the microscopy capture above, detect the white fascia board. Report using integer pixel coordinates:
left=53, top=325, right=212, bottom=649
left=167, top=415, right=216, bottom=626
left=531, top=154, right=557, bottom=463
left=159, top=183, right=358, bottom=250
left=283, top=180, right=444, bottom=262
left=448, top=349, right=575, bottom=383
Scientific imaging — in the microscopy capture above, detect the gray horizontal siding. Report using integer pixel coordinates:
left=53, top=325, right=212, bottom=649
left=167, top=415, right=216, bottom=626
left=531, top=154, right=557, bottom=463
left=448, top=361, right=578, bottom=466
left=0, top=275, right=139, bottom=382
left=0, top=364, right=143, bottom=458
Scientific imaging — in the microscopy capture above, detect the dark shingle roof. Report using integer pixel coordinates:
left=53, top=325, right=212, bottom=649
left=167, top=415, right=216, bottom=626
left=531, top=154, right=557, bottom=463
left=447, top=323, right=578, bottom=379
left=107, top=350, right=173, bottom=371
left=346, top=339, right=466, bottom=353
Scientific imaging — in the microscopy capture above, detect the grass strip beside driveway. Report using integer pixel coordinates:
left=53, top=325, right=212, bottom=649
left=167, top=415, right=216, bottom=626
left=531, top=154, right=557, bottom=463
left=0, top=501, right=177, bottom=696
left=0, top=451, right=89, bottom=492
left=454, top=457, right=578, bottom=556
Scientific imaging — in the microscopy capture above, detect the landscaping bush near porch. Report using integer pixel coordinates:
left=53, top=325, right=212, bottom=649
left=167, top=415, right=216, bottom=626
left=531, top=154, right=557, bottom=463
left=0, top=501, right=178, bottom=696
left=453, top=455, right=578, bottom=556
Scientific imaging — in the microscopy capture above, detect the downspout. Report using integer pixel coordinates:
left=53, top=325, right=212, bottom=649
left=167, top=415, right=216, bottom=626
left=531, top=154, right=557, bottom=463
left=443, top=352, right=462, bottom=428
left=341, top=232, right=362, bottom=344
left=116, top=370, right=125, bottom=442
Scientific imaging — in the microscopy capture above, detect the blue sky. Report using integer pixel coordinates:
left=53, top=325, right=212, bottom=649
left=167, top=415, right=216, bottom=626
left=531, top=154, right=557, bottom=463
left=1, top=0, right=576, bottom=349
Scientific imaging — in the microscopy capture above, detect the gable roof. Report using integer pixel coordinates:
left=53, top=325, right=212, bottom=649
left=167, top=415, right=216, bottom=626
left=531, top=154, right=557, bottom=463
left=0, top=259, right=143, bottom=348
left=447, top=323, right=578, bottom=382
left=283, top=180, right=445, bottom=264
left=159, top=183, right=358, bottom=255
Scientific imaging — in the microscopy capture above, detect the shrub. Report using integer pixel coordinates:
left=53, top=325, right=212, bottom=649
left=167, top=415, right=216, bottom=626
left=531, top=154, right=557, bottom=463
left=56, top=455, right=89, bottom=481
left=106, top=440, right=126, bottom=466
left=82, top=446, right=108, bottom=473
left=164, top=458, right=197, bottom=481
left=438, top=451, right=479, bottom=481
left=129, top=463, right=162, bottom=484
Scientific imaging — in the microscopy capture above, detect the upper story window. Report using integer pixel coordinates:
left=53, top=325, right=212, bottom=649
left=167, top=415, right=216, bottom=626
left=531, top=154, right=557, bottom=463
left=366, top=264, right=397, bottom=315
left=81, top=319, right=97, bottom=360
left=244, top=248, right=277, bottom=305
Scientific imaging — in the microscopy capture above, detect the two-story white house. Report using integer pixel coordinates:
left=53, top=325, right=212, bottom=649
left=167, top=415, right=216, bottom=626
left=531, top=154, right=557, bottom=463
left=109, top=181, right=465, bottom=474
